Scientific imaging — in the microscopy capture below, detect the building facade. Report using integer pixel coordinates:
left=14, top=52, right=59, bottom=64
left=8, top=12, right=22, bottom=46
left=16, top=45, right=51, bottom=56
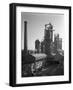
left=44, top=23, right=54, bottom=55
left=54, top=34, right=62, bottom=52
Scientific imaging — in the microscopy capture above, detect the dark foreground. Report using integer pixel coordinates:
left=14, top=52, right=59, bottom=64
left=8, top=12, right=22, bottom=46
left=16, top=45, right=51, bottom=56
left=35, top=61, right=64, bottom=76
left=22, top=58, right=64, bottom=77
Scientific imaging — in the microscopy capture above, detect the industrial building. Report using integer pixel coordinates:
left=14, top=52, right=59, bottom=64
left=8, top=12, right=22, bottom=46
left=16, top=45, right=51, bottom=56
left=44, top=23, right=54, bottom=55
left=22, top=21, right=64, bottom=77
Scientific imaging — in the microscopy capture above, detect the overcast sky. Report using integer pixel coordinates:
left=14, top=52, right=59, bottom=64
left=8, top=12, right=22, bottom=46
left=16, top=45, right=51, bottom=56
left=21, top=12, right=64, bottom=50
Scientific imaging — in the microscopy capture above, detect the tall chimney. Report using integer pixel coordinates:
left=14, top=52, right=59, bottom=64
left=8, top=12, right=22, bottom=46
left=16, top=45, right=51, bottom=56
left=24, top=21, right=27, bottom=54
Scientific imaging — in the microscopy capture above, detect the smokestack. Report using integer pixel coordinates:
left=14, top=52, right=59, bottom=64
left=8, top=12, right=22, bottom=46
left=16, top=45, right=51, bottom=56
left=24, top=21, right=27, bottom=54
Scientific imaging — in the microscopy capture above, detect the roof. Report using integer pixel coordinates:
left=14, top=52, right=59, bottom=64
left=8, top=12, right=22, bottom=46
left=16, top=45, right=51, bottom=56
left=31, top=53, right=47, bottom=60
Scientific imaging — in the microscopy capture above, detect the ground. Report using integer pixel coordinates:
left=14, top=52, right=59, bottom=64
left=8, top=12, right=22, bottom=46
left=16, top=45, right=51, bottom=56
left=22, top=53, right=64, bottom=77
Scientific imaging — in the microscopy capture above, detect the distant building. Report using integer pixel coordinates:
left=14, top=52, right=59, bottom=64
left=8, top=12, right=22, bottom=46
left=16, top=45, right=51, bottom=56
left=50, top=42, right=55, bottom=54
left=54, top=34, right=62, bottom=53
left=44, top=23, right=54, bottom=55
left=54, top=34, right=59, bottom=51
left=35, top=40, right=40, bottom=53
left=41, top=41, right=45, bottom=53
left=58, top=38, right=62, bottom=49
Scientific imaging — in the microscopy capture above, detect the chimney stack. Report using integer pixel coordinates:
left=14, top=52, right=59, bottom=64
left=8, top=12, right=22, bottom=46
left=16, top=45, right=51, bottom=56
left=24, top=21, right=27, bottom=54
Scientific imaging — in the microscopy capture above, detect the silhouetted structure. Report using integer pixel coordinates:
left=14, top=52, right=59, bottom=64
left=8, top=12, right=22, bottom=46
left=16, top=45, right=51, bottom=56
left=24, top=21, right=28, bottom=55
left=41, top=41, right=45, bottom=53
left=54, top=34, right=62, bottom=53
left=35, top=40, right=40, bottom=53
left=44, top=23, right=54, bottom=55
left=58, top=38, right=62, bottom=49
